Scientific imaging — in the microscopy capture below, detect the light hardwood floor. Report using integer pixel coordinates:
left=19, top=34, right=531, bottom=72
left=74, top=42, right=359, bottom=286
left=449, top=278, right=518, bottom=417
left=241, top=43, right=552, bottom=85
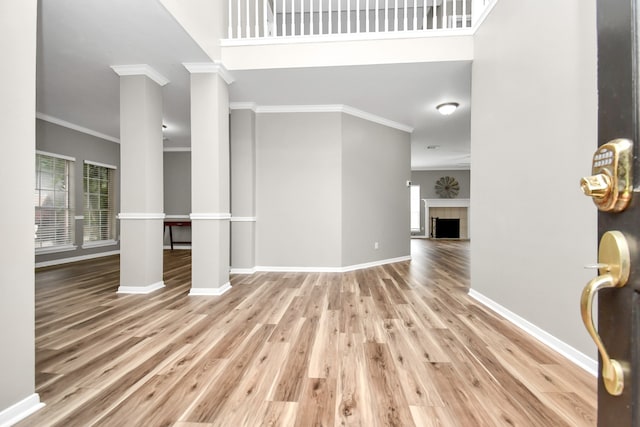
left=19, top=240, right=596, bottom=426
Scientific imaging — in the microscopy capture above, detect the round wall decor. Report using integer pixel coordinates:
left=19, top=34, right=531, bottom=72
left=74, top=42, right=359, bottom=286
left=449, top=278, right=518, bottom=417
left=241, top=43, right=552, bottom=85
left=435, top=176, right=460, bottom=198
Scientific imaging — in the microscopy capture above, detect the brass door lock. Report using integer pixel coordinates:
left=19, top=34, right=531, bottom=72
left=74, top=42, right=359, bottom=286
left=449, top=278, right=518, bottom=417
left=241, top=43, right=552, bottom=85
left=580, top=138, right=633, bottom=212
left=581, top=231, right=631, bottom=396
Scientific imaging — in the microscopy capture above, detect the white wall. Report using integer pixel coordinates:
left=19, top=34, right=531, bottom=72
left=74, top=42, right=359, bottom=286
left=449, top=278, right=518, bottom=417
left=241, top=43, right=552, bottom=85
left=471, top=0, right=598, bottom=357
left=0, top=0, right=39, bottom=417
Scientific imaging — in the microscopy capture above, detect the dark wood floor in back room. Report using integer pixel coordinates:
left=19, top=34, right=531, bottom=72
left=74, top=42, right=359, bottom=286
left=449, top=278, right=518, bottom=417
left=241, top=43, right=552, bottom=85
left=18, top=239, right=596, bottom=427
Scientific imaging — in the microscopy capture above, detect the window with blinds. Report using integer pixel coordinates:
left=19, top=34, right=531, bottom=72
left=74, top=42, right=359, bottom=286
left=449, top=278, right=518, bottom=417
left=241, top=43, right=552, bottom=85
left=35, top=152, right=75, bottom=250
left=83, top=161, right=116, bottom=244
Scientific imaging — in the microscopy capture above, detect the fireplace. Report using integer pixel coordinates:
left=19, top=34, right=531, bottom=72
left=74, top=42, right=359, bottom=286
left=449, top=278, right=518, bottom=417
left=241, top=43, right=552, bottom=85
left=423, top=198, right=470, bottom=239
left=432, top=218, right=460, bottom=238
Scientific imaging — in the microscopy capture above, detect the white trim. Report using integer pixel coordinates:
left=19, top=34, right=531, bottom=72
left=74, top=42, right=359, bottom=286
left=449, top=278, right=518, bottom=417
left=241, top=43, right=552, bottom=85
left=117, top=213, right=166, bottom=220
left=36, top=113, right=120, bottom=144
left=110, top=64, right=169, bottom=86
left=342, top=105, right=413, bottom=133
left=468, top=289, right=598, bottom=376
left=229, top=102, right=257, bottom=111
left=0, top=393, right=44, bottom=427
left=117, top=281, right=165, bottom=294
left=81, top=239, right=118, bottom=249
left=255, top=104, right=413, bottom=133
left=84, top=160, right=117, bottom=170
left=35, top=250, right=120, bottom=268
left=190, top=213, right=232, bottom=220
left=182, top=61, right=235, bottom=85
left=424, top=198, right=470, bottom=208
left=35, top=245, right=77, bottom=255
left=163, top=147, right=191, bottom=152
left=165, top=214, right=190, bottom=219
left=74, top=215, right=84, bottom=220
left=340, top=255, right=412, bottom=272
left=163, top=245, right=192, bottom=250
left=230, top=267, right=257, bottom=275
left=472, top=0, right=498, bottom=33
left=221, top=28, right=474, bottom=46
left=35, top=150, right=75, bottom=162
left=230, top=217, right=256, bottom=222
left=189, top=282, right=232, bottom=296
left=411, top=166, right=471, bottom=171
left=255, top=255, right=412, bottom=273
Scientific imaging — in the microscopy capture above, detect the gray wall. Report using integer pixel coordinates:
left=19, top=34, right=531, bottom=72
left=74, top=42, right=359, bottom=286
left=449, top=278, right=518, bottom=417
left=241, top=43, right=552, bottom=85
left=411, top=169, right=470, bottom=235
left=35, top=119, right=120, bottom=264
left=470, top=0, right=597, bottom=356
left=231, top=109, right=256, bottom=269
left=342, top=114, right=411, bottom=266
left=256, top=112, right=343, bottom=267
left=1, top=0, right=37, bottom=413
left=163, top=151, right=191, bottom=247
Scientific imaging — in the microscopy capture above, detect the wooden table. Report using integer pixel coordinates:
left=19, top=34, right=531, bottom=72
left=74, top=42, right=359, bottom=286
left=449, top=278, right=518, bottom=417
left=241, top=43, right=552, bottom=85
left=164, top=220, right=191, bottom=250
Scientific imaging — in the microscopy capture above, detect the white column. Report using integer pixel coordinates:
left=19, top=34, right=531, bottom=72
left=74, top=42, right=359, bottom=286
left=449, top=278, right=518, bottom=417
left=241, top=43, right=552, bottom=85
left=0, top=0, right=44, bottom=422
left=230, top=107, right=256, bottom=273
left=111, top=65, right=167, bottom=294
left=184, top=62, right=234, bottom=295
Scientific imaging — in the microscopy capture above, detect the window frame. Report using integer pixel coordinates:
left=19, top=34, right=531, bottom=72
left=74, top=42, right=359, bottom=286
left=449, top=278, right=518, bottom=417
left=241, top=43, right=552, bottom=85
left=35, top=151, right=76, bottom=254
left=82, top=160, right=117, bottom=248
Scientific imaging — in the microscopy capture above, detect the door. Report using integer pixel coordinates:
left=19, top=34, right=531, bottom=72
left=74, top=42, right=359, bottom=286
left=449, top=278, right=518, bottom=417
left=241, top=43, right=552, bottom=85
left=582, top=0, right=640, bottom=424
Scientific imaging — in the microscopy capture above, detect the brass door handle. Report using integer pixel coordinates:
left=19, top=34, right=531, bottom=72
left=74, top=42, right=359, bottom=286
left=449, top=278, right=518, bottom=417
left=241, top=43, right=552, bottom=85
left=580, top=231, right=630, bottom=396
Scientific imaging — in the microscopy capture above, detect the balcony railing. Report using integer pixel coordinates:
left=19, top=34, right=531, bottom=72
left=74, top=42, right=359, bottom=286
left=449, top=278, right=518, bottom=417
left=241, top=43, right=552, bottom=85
left=226, top=0, right=493, bottom=41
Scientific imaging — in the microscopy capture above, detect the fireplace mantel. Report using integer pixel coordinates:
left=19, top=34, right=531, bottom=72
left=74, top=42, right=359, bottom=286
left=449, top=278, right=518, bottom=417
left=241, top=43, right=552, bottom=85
left=423, top=198, right=470, bottom=208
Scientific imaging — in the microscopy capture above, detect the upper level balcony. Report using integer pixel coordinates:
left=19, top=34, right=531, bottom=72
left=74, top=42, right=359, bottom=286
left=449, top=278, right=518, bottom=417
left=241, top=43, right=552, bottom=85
left=221, top=0, right=496, bottom=69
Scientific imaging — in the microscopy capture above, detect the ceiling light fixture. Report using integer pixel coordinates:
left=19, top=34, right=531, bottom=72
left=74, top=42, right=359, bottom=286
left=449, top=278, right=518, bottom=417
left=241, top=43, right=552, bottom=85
left=436, top=102, right=459, bottom=116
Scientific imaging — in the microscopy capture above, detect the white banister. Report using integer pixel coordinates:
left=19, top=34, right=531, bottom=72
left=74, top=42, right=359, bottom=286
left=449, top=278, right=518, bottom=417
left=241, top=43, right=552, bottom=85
left=347, top=0, right=351, bottom=34
left=394, top=0, right=398, bottom=31
left=225, top=0, right=493, bottom=40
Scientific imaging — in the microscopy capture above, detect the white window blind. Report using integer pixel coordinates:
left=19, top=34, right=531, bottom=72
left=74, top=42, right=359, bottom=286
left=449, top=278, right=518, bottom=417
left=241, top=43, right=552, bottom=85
left=35, top=152, right=74, bottom=250
left=83, top=161, right=116, bottom=244
left=410, top=185, right=421, bottom=231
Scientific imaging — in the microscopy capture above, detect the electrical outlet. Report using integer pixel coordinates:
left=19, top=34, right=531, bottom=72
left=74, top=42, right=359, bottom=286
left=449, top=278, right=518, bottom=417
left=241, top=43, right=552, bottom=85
left=374, top=241, right=379, bottom=250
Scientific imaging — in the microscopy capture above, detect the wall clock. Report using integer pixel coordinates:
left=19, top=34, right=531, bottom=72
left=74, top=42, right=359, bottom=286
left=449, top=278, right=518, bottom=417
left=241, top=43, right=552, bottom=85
left=435, top=176, right=460, bottom=198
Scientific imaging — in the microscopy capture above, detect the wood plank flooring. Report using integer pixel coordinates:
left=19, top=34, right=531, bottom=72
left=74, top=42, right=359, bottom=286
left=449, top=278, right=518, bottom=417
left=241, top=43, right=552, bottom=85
left=19, top=240, right=596, bottom=426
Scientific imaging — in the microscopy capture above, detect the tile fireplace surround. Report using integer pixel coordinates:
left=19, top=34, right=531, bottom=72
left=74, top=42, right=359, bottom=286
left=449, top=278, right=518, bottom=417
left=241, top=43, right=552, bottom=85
left=423, top=198, right=470, bottom=239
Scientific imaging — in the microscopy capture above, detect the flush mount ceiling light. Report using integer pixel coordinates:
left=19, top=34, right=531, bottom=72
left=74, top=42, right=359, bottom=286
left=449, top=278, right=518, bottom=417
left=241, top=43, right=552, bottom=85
left=436, top=102, right=459, bottom=116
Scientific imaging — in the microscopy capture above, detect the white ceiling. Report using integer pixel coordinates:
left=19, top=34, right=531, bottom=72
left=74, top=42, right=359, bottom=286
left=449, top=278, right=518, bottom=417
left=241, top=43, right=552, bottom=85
left=37, top=0, right=471, bottom=170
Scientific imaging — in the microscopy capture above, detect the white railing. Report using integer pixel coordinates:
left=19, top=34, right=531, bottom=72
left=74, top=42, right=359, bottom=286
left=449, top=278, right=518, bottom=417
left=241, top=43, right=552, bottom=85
left=227, top=0, right=492, bottom=40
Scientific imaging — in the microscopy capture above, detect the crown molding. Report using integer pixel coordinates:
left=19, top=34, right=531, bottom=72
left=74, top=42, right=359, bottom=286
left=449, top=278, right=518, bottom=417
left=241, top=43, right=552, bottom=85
left=229, top=102, right=257, bottom=111
left=183, top=61, right=235, bottom=84
left=36, top=113, right=120, bottom=143
left=251, top=104, right=413, bottom=133
left=110, top=64, right=170, bottom=86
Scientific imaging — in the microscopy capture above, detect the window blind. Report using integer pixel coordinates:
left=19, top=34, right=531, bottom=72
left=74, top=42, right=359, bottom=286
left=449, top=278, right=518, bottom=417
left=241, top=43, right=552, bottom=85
left=83, top=161, right=116, bottom=244
left=35, top=152, right=74, bottom=249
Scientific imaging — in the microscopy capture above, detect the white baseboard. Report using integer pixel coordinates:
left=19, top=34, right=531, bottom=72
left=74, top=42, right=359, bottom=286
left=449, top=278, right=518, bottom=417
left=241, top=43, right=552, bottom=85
left=254, top=255, right=412, bottom=273
left=468, top=289, right=598, bottom=376
left=35, top=250, right=120, bottom=268
left=163, top=245, right=192, bottom=250
left=0, top=393, right=44, bottom=427
left=230, top=267, right=257, bottom=275
left=117, top=281, right=165, bottom=294
left=189, top=282, right=232, bottom=296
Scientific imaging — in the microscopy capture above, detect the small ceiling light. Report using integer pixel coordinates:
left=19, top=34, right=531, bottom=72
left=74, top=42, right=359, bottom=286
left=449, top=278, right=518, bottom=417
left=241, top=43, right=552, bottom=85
left=436, top=102, right=459, bottom=116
